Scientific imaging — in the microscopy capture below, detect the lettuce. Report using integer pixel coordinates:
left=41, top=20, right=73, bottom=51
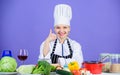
left=0, top=59, right=1, bottom=72
left=17, top=65, right=35, bottom=74
left=0, top=56, right=17, bottom=72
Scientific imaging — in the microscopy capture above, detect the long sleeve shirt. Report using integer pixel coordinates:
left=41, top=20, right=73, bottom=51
left=38, top=38, right=83, bottom=67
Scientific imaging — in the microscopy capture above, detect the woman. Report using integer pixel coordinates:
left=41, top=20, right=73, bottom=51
left=39, top=4, right=83, bottom=67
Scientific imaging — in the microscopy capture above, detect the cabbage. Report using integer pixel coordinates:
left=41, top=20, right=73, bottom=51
left=16, top=65, right=35, bottom=74
left=0, top=67, right=1, bottom=72
left=0, top=68, right=1, bottom=72
left=0, top=56, right=17, bottom=72
left=0, top=59, right=1, bottom=72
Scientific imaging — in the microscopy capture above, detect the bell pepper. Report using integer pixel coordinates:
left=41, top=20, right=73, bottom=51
left=68, top=61, right=80, bottom=71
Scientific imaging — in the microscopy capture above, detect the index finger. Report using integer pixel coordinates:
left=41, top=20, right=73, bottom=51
left=49, top=29, right=52, bottom=34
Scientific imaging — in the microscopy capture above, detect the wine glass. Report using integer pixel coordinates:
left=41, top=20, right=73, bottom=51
left=17, top=49, right=28, bottom=64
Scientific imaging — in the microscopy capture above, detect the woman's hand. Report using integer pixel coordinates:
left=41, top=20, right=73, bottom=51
left=43, top=29, right=56, bottom=57
left=46, top=29, right=57, bottom=42
left=51, top=64, right=63, bottom=70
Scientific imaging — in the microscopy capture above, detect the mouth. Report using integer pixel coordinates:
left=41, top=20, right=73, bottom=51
left=58, top=32, right=66, bottom=36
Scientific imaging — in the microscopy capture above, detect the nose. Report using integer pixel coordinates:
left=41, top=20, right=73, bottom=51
left=59, top=28, right=64, bottom=33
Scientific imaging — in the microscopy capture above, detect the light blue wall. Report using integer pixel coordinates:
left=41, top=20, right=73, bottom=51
left=0, top=0, right=120, bottom=66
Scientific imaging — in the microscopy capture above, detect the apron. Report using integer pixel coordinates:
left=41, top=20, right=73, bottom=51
left=50, top=39, right=73, bottom=63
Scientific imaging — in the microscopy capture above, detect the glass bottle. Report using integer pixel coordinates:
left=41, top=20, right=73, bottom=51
left=110, top=54, right=120, bottom=73
left=111, top=54, right=119, bottom=64
left=100, top=53, right=111, bottom=72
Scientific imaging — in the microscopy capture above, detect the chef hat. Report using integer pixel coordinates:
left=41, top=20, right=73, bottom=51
left=54, top=4, right=72, bottom=26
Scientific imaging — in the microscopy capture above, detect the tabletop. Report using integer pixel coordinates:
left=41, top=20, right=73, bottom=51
left=93, top=72, right=120, bottom=75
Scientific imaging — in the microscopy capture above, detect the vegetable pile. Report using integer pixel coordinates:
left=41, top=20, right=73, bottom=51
left=0, top=56, right=17, bottom=72
left=17, top=60, right=56, bottom=75
left=68, top=61, right=80, bottom=75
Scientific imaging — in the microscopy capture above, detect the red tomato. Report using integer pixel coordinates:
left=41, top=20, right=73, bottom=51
left=72, top=70, right=80, bottom=75
left=35, top=64, right=38, bottom=67
left=79, top=68, right=87, bottom=71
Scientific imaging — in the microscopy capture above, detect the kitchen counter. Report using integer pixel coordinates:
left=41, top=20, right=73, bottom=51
left=1, top=71, right=120, bottom=75
left=93, top=72, right=120, bottom=75
left=18, top=72, right=120, bottom=75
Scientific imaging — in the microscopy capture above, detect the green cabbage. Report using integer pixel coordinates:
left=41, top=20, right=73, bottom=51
left=0, top=59, right=1, bottom=72
left=16, top=65, right=35, bottom=74
left=0, top=68, right=1, bottom=72
left=0, top=56, right=17, bottom=72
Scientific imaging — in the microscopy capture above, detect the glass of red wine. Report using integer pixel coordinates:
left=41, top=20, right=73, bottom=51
left=18, top=49, right=28, bottom=64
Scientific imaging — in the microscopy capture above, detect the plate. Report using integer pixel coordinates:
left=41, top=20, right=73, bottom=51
left=0, top=72, right=18, bottom=75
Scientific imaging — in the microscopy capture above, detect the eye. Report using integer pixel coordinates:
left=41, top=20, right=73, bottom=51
left=56, top=26, right=60, bottom=29
left=63, top=26, right=67, bottom=29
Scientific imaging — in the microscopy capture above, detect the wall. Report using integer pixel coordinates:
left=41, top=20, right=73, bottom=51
left=0, top=0, right=120, bottom=66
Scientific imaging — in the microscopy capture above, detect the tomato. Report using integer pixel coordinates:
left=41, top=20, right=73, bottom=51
left=35, top=64, right=38, bottom=68
left=79, top=68, right=87, bottom=71
left=72, top=70, right=80, bottom=75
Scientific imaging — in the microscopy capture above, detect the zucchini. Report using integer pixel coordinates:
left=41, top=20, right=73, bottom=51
left=56, top=70, right=73, bottom=75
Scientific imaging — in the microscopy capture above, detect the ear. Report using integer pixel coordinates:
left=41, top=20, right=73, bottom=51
left=69, top=26, right=71, bottom=32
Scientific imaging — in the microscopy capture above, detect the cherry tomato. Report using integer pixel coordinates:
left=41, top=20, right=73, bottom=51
left=72, top=70, right=80, bottom=75
left=35, top=64, right=38, bottom=68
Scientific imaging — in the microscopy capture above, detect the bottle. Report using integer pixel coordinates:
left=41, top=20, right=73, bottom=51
left=100, top=53, right=111, bottom=72
left=110, top=54, right=120, bottom=73
left=111, top=54, right=119, bottom=64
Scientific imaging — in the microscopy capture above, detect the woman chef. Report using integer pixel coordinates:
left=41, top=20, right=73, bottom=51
left=39, top=4, right=83, bottom=67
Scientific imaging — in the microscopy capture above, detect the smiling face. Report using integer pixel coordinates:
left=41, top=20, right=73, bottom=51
left=54, top=24, right=70, bottom=39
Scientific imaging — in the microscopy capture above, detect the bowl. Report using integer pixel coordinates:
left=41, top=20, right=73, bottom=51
left=83, top=61, right=104, bottom=74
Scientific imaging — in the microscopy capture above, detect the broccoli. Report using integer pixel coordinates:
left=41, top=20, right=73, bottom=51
left=50, top=65, right=56, bottom=72
left=32, top=60, right=51, bottom=75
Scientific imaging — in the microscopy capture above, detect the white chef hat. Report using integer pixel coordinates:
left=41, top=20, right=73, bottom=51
left=54, top=4, right=72, bottom=26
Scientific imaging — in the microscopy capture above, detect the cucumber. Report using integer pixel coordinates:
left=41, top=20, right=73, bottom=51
left=56, top=70, right=73, bottom=75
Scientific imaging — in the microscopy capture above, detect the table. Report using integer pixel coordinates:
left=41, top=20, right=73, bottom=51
left=18, top=72, right=120, bottom=75
left=1, top=72, right=119, bottom=75
left=93, top=72, right=120, bottom=75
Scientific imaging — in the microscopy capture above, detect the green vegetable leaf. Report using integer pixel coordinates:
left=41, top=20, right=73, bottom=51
left=0, top=56, right=17, bottom=72
left=32, top=60, right=51, bottom=75
left=50, top=65, right=56, bottom=72
left=17, top=65, right=35, bottom=74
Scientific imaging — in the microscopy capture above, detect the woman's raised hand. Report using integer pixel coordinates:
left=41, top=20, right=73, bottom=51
left=46, top=29, right=57, bottom=42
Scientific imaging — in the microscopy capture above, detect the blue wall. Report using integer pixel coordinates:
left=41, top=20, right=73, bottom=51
left=0, top=0, right=120, bottom=66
